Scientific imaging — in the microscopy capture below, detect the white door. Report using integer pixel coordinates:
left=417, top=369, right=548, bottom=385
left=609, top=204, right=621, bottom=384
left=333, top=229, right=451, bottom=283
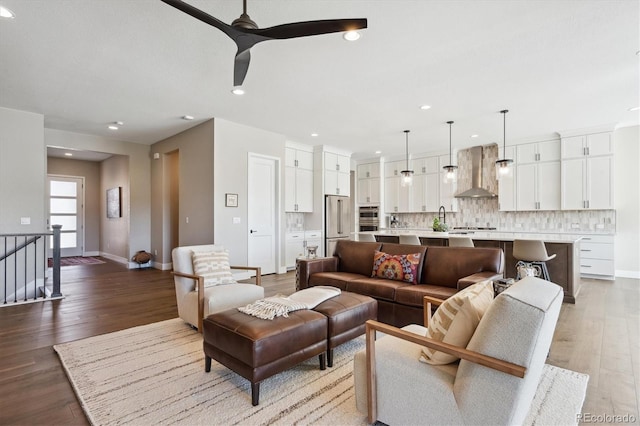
left=47, top=176, right=84, bottom=257
left=248, top=154, right=277, bottom=275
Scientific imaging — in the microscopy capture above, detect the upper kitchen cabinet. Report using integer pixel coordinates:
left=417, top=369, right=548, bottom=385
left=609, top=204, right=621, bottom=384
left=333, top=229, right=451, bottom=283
left=322, top=149, right=351, bottom=196
left=516, top=139, right=560, bottom=164
left=285, top=145, right=314, bottom=212
left=561, top=132, right=613, bottom=159
left=560, top=131, right=614, bottom=210
left=357, top=162, right=381, bottom=204
left=384, top=160, right=410, bottom=213
left=515, top=140, right=561, bottom=211
left=497, top=146, right=517, bottom=212
left=412, top=156, right=439, bottom=212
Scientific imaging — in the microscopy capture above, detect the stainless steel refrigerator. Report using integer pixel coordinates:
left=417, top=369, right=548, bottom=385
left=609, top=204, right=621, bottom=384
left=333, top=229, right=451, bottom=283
left=325, top=195, right=351, bottom=256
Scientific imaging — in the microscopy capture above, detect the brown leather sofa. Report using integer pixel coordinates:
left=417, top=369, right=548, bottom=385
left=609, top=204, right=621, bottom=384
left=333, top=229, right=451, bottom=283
left=297, top=240, right=504, bottom=327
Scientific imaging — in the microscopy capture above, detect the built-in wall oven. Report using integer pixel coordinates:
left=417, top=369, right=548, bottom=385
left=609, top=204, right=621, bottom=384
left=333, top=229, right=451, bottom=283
left=359, top=206, right=379, bottom=231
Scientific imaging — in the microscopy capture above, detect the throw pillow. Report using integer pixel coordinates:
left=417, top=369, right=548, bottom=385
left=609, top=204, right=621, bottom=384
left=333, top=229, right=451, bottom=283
left=191, top=250, right=235, bottom=288
left=371, top=251, right=421, bottom=284
left=420, top=280, right=494, bottom=365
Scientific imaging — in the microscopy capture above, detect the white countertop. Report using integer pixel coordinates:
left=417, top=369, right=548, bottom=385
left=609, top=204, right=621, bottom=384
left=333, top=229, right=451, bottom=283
left=355, top=229, right=592, bottom=243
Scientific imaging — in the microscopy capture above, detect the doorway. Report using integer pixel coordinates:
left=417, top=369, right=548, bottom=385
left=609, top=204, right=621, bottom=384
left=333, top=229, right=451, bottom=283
left=247, top=154, right=279, bottom=275
left=47, top=175, right=84, bottom=257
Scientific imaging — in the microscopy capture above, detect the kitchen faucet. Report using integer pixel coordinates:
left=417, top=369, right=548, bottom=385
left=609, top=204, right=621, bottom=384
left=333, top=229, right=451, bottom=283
left=438, top=206, right=446, bottom=224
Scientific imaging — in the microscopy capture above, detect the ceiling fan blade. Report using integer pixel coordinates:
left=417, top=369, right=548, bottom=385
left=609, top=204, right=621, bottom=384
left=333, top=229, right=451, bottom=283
left=234, top=49, right=251, bottom=87
left=160, top=0, right=235, bottom=38
left=255, top=18, right=367, bottom=40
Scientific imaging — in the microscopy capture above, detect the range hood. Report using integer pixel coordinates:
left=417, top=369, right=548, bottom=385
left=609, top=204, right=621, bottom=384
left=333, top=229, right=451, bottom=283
left=455, top=146, right=497, bottom=198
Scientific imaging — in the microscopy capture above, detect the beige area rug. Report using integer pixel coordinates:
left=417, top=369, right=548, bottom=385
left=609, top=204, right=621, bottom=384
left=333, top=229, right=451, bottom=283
left=54, top=318, right=588, bottom=426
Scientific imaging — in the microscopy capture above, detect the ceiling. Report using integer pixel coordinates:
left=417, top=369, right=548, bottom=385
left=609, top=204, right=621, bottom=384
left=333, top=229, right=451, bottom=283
left=1, top=0, right=638, bottom=161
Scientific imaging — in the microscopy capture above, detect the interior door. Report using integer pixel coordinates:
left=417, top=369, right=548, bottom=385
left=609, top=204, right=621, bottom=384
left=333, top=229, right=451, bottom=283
left=247, top=154, right=277, bottom=275
left=47, top=176, right=84, bottom=257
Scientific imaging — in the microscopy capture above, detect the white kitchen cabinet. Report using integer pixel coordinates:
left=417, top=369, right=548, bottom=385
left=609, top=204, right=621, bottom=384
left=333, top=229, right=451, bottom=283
left=413, top=156, right=439, bottom=175
left=357, top=162, right=381, bottom=204
left=438, top=155, right=458, bottom=212
left=285, top=232, right=305, bottom=270
left=516, top=140, right=560, bottom=164
left=412, top=170, right=439, bottom=212
left=562, top=156, right=613, bottom=210
left=285, top=147, right=314, bottom=212
left=578, top=234, right=614, bottom=279
left=561, top=132, right=613, bottom=210
left=516, top=161, right=561, bottom=210
left=384, top=176, right=410, bottom=213
left=324, top=151, right=350, bottom=196
left=384, top=160, right=404, bottom=178
left=562, top=132, right=613, bottom=159
left=497, top=146, right=517, bottom=211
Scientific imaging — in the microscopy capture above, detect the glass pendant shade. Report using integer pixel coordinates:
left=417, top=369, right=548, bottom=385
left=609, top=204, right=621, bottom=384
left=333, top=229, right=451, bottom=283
left=401, top=130, right=414, bottom=187
left=495, top=109, right=513, bottom=180
left=442, top=120, right=457, bottom=183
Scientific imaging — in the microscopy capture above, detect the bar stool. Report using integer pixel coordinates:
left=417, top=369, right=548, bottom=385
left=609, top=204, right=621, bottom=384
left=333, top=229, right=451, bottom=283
left=357, top=233, right=377, bottom=242
left=448, top=236, right=475, bottom=247
left=399, top=234, right=421, bottom=245
left=513, top=239, right=556, bottom=281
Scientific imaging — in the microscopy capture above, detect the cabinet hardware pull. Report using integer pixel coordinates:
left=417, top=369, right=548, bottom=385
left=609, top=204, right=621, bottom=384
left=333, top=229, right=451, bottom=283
left=581, top=249, right=591, bottom=252
left=581, top=265, right=592, bottom=268
left=583, top=237, right=591, bottom=240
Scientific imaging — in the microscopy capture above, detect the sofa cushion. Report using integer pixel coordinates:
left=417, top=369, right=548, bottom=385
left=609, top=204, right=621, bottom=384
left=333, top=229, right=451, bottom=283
left=334, top=240, right=382, bottom=276
left=191, top=250, right=235, bottom=287
left=346, top=277, right=408, bottom=302
left=394, top=284, right=459, bottom=308
left=420, top=280, right=494, bottom=365
left=379, top=243, right=428, bottom=283
left=308, top=271, right=365, bottom=291
left=421, top=246, right=503, bottom=288
left=371, top=251, right=421, bottom=284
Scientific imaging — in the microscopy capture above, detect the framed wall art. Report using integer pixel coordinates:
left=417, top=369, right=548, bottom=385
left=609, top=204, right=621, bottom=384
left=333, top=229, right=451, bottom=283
left=107, top=187, right=122, bottom=218
left=225, top=193, right=238, bottom=207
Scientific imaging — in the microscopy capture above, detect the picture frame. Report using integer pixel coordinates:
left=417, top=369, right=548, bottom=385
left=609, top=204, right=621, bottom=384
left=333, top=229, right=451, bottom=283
left=107, top=187, right=122, bottom=218
left=225, top=193, right=238, bottom=207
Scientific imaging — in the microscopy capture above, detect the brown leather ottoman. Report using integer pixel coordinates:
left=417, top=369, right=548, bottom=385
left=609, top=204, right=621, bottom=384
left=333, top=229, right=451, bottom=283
left=202, top=309, right=327, bottom=406
left=313, top=291, right=377, bottom=367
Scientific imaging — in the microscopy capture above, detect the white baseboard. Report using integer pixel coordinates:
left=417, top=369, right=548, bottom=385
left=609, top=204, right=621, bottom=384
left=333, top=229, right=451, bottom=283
left=615, top=270, right=640, bottom=279
left=83, top=251, right=100, bottom=257
left=100, top=252, right=129, bottom=266
left=153, top=261, right=173, bottom=271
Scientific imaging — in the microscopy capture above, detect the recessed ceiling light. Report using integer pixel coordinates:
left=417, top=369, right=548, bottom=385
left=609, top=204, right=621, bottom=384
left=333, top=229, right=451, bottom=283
left=628, top=106, right=640, bottom=111
left=0, top=6, right=15, bottom=19
left=64, top=153, right=73, bottom=157
left=375, top=150, right=382, bottom=154
left=182, top=115, right=195, bottom=120
left=471, top=134, right=479, bottom=138
left=419, top=105, right=431, bottom=110
left=311, top=133, right=319, bottom=137
left=108, top=125, right=119, bottom=130
left=108, top=121, right=123, bottom=130
left=231, top=87, right=245, bottom=95
left=343, top=31, right=360, bottom=41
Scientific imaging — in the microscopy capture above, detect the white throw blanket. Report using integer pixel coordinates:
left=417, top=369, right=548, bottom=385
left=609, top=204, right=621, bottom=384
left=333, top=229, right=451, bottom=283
left=238, top=286, right=341, bottom=320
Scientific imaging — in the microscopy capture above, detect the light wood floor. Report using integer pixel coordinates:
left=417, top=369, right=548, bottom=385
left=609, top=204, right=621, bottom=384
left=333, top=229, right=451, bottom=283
left=0, top=259, right=637, bottom=425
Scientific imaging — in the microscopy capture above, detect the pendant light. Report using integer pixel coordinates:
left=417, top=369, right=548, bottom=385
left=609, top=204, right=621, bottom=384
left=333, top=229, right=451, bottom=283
left=442, top=120, right=458, bottom=183
left=495, top=109, right=513, bottom=179
left=400, top=130, right=414, bottom=187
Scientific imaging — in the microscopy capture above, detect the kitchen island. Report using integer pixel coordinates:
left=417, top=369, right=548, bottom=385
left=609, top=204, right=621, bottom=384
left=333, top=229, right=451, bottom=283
left=356, top=229, right=582, bottom=303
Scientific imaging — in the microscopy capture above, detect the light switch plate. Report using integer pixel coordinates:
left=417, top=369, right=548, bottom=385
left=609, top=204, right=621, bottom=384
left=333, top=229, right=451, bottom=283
left=232, top=217, right=241, bottom=224
left=20, top=217, right=31, bottom=225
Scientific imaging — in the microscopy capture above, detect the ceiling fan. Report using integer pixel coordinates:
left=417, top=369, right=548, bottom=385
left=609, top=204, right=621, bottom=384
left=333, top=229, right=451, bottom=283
left=160, top=0, right=367, bottom=87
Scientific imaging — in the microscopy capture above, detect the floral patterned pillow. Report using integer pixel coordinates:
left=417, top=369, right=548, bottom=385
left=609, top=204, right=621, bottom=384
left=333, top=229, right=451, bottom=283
left=371, top=251, right=421, bottom=284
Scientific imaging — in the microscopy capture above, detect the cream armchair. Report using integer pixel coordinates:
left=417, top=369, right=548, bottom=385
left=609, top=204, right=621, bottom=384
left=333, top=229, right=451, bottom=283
left=172, top=244, right=264, bottom=331
left=354, top=276, right=563, bottom=425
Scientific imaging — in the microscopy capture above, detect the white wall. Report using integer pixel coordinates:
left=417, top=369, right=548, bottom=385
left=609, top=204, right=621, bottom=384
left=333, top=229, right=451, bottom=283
left=213, top=119, right=286, bottom=270
left=0, top=107, right=46, bottom=233
left=614, top=125, right=640, bottom=278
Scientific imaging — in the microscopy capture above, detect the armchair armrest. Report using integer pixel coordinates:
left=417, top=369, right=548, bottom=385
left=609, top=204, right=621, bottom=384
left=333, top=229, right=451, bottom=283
left=457, top=271, right=503, bottom=291
left=365, top=319, right=526, bottom=424
left=172, top=271, right=205, bottom=333
left=295, top=257, right=339, bottom=290
left=423, top=295, right=445, bottom=326
left=229, top=265, right=262, bottom=286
